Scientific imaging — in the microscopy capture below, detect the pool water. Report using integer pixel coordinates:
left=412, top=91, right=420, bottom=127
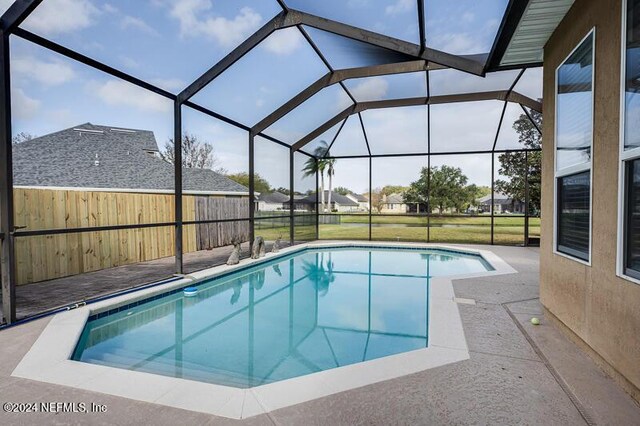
left=72, top=247, right=492, bottom=388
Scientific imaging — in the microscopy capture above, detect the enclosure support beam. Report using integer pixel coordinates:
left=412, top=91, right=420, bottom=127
left=0, top=0, right=43, bottom=33
left=426, top=102, right=431, bottom=241
left=524, top=150, right=530, bottom=246
left=291, top=10, right=486, bottom=76
left=252, top=60, right=429, bottom=135
left=14, top=29, right=176, bottom=101
left=180, top=7, right=488, bottom=106
left=417, top=0, right=426, bottom=54
left=315, top=161, right=319, bottom=240
left=292, top=91, right=541, bottom=152
left=249, top=133, right=256, bottom=244
left=323, top=148, right=540, bottom=160
left=520, top=104, right=542, bottom=135
left=174, top=101, right=183, bottom=275
left=178, top=11, right=293, bottom=103
left=0, top=31, right=16, bottom=323
left=292, top=105, right=356, bottom=151
left=491, top=154, right=495, bottom=245
left=369, top=156, right=372, bottom=241
left=289, top=149, right=295, bottom=245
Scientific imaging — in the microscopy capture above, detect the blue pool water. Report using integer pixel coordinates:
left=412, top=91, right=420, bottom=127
left=72, top=247, right=492, bottom=388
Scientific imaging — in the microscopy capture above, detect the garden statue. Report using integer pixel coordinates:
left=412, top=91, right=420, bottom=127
left=226, top=237, right=242, bottom=265
left=251, top=236, right=265, bottom=259
left=272, top=235, right=282, bottom=253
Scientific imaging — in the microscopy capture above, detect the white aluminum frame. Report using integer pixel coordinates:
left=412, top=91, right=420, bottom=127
left=553, top=28, right=596, bottom=266
left=617, top=0, right=640, bottom=285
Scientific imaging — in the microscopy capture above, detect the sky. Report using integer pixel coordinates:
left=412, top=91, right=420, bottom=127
left=1, top=0, right=542, bottom=190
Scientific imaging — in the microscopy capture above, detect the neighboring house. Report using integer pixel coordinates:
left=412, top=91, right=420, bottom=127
left=255, top=191, right=289, bottom=212
left=12, top=123, right=249, bottom=196
left=476, top=192, right=524, bottom=214
left=346, top=193, right=370, bottom=211
left=380, top=193, right=408, bottom=213
left=289, top=191, right=359, bottom=212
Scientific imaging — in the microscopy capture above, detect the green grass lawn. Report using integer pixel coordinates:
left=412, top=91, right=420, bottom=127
left=254, top=215, right=540, bottom=246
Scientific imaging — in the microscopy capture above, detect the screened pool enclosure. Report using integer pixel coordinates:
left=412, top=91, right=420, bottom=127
left=0, top=0, right=542, bottom=323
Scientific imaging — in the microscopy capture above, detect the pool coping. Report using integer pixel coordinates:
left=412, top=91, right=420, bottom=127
left=12, top=241, right=518, bottom=419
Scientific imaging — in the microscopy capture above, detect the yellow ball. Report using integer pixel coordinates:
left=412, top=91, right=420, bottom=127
left=531, top=317, right=540, bottom=325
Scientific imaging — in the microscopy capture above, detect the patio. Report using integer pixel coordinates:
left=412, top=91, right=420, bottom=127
left=0, top=0, right=639, bottom=423
left=0, top=245, right=638, bottom=425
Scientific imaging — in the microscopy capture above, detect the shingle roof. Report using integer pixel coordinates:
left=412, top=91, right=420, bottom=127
left=256, top=191, right=289, bottom=203
left=386, top=193, right=405, bottom=204
left=298, top=191, right=358, bottom=206
left=350, top=193, right=369, bottom=202
left=477, top=192, right=515, bottom=204
left=13, top=123, right=248, bottom=194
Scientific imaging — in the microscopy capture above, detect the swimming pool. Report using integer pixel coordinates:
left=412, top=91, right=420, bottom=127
left=71, top=246, right=492, bottom=388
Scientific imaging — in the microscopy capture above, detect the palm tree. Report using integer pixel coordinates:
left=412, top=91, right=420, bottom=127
left=326, top=157, right=336, bottom=212
left=302, top=140, right=334, bottom=212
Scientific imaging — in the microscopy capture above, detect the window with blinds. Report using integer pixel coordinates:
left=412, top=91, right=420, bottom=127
left=623, top=1, right=640, bottom=281
left=557, top=172, right=590, bottom=261
left=555, top=30, right=594, bottom=263
left=625, top=160, right=640, bottom=278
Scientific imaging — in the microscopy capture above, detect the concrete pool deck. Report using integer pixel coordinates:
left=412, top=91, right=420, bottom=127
left=0, top=245, right=638, bottom=425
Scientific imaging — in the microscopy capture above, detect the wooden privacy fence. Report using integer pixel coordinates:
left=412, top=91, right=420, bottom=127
left=12, top=188, right=249, bottom=285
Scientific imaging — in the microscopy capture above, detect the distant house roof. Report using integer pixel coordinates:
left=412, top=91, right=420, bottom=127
left=12, top=123, right=248, bottom=194
left=386, top=193, right=405, bottom=204
left=256, top=191, right=289, bottom=203
left=296, top=191, right=358, bottom=206
left=349, top=193, right=368, bottom=202
left=477, top=192, right=518, bottom=205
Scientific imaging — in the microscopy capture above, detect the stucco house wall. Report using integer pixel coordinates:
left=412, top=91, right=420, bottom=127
left=541, top=0, right=640, bottom=400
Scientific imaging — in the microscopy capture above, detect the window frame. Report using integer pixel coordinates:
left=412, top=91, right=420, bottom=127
left=553, top=28, right=596, bottom=265
left=618, top=0, right=640, bottom=285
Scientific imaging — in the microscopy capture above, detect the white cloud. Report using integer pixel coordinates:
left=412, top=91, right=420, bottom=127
left=150, top=78, right=186, bottom=92
left=336, top=77, right=388, bottom=110
left=262, top=28, right=303, bottom=56
left=119, top=56, right=140, bottom=70
left=102, top=3, right=118, bottom=14
left=24, top=0, right=100, bottom=35
left=461, top=12, right=475, bottom=23
left=46, top=108, right=75, bottom=127
left=93, top=80, right=172, bottom=113
left=385, top=0, right=413, bottom=15
left=170, top=1, right=262, bottom=47
left=347, top=0, right=370, bottom=8
left=351, top=78, right=389, bottom=101
left=430, top=32, right=484, bottom=55
left=12, top=56, right=75, bottom=86
left=121, top=15, right=160, bottom=37
left=11, top=88, right=40, bottom=119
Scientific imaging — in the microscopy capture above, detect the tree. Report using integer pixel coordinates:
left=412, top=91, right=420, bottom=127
left=12, top=132, right=34, bottom=145
left=476, top=185, right=492, bottom=198
left=274, top=187, right=296, bottom=196
left=404, top=165, right=476, bottom=214
left=334, top=186, right=351, bottom=196
left=226, top=172, right=271, bottom=194
left=380, top=185, right=407, bottom=196
left=302, top=140, right=338, bottom=212
left=494, top=109, right=542, bottom=212
left=370, top=188, right=385, bottom=214
left=326, top=157, right=336, bottom=211
left=161, top=133, right=218, bottom=169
